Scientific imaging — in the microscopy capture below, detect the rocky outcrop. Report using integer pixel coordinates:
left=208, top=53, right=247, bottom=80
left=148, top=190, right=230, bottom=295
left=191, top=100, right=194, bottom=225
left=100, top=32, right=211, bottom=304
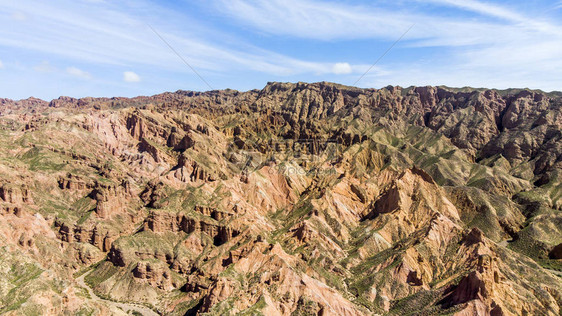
left=173, top=152, right=217, bottom=182
left=550, top=243, right=562, bottom=259
left=132, top=261, right=178, bottom=290
left=107, top=245, right=128, bottom=267
left=194, top=205, right=232, bottom=221
left=58, top=174, right=95, bottom=191
left=139, top=138, right=166, bottom=163
left=200, top=278, right=235, bottom=312
left=55, top=220, right=116, bottom=252
left=0, top=183, right=33, bottom=204
left=90, top=182, right=125, bottom=218
left=140, top=180, right=167, bottom=208
left=0, top=204, right=23, bottom=216
left=126, top=112, right=146, bottom=140
left=167, top=130, right=195, bottom=151
left=144, top=210, right=240, bottom=246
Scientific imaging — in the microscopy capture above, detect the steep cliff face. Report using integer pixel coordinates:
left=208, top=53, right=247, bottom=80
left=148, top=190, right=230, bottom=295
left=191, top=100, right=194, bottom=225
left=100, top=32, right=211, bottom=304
left=0, top=82, right=561, bottom=315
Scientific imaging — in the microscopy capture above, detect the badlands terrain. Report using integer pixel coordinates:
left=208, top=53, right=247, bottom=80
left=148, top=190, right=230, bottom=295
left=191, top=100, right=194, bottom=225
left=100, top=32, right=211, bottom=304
left=0, top=81, right=561, bottom=315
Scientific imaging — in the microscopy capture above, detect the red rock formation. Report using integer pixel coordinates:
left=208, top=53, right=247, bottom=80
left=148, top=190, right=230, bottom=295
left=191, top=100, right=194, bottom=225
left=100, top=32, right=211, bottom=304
left=0, top=183, right=33, bottom=204
left=91, top=182, right=125, bottom=218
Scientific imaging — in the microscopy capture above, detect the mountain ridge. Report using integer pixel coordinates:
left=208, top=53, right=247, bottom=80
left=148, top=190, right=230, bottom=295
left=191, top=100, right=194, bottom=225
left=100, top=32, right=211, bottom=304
left=2, top=81, right=562, bottom=105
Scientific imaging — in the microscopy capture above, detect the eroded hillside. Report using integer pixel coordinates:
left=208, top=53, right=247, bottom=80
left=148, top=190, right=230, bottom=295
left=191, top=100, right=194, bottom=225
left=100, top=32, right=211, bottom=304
left=0, top=82, right=561, bottom=315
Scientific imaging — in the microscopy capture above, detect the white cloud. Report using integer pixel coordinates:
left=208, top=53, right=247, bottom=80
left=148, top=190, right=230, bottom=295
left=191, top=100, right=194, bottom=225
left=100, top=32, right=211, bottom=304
left=11, top=12, right=27, bottom=21
left=66, top=66, right=92, bottom=79
left=0, top=60, right=4, bottom=69
left=34, top=61, right=55, bottom=73
left=123, top=71, right=140, bottom=82
left=332, top=63, right=352, bottom=75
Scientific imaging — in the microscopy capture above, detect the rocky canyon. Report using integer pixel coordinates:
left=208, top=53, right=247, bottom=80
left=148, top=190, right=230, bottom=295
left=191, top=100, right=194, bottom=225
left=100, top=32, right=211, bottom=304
left=0, top=82, right=561, bottom=315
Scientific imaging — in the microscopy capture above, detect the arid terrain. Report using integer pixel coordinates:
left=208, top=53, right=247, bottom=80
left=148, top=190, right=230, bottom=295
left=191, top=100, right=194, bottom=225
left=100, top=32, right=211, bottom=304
left=0, top=81, right=561, bottom=315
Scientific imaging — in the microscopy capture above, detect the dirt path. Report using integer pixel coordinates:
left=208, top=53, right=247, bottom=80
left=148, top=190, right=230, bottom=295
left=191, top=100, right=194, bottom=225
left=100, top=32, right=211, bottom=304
left=76, top=270, right=160, bottom=316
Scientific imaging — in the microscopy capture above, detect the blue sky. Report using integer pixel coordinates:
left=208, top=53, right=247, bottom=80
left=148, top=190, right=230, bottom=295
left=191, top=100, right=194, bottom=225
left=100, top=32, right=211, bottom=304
left=1, top=0, right=562, bottom=100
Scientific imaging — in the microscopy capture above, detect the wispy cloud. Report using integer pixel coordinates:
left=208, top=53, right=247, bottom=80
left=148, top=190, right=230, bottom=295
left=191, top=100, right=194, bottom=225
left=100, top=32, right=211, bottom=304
left=214, top=0, right=413, bottom=41
left=0, top=0, right=561, bottom=99
left=123, top=71, right=141, bottom=83
left=0, top=0, right=363, bottom=79
left=0, top=60, right=4, bottom=69
left=213, top=0, right=562, bottom=44
left=11, top=11, right=26, bottom=21
left=422, top=0, right=560, bottom=35
left=214, top=0, right=562, bottom=90
left=66, top=66, right=92, bottom=79
left=34, top=61, right=56, bottom=73
left=422, top=0, right=525, bottom=22
left=213, top=0, right=510, bottom=44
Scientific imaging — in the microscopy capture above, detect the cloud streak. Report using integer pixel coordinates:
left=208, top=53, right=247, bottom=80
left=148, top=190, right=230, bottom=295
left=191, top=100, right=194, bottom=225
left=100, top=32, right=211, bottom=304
left=0, top=0, right=363, bottom=79
left=214, top=0, right=562, bottom=90
left=213, top=0, right=513, bottom=44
